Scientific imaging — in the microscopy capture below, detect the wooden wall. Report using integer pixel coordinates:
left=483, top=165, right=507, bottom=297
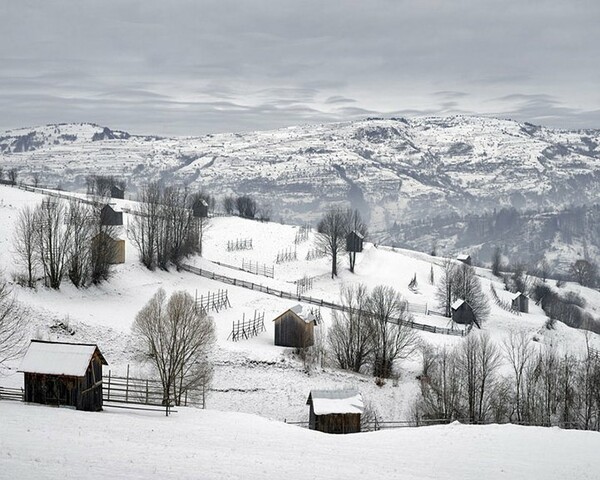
left=274, top=313, right=314, bottom=348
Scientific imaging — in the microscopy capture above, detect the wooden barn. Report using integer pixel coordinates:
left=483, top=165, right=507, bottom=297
left=346, top=230, right=364, bottom=253
left=307, top=389, right=363, bottom=434
left=510, top=291, right=529, bottom=313
left=18, top=340, right=108, bottom=411
left=100, top=204, right=123, bottom=226
left=457, top=254, right=472, bottom=265
left=92, top=232, right=125, bottom=264
left=451, top=299, right=479, bottom=327
left=110, top=185, right=125, bottom=199
left=192, top=198, right=209, bottom=218
left=273, top=304, right=317, bottom=348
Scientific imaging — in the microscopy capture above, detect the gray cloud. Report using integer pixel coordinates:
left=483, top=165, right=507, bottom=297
left=0, top=0, right=599, bottom=135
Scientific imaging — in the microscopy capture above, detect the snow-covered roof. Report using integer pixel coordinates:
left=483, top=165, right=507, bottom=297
left=102, top=203, right=122, bottom=213
left=18, top=340, right=107, bottom=377
left=275, top=304, right=316, bottom=324
left=457, top=254, right=471, bottom=261
left=349, top=230, right=364, bottom=240
left=307, top=389, right=364, bottom=415
left=451, top=299, right=465, bottom=310
left=508, top=291, right=527, bottom=300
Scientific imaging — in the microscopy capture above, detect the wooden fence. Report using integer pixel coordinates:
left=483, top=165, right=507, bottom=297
left=490, top=284, right=521, bottom=316
left=180, top=263, right=469, bottom=337
left=241, top=259, right=275, bottom=278
left=195, top=289, right=231, bottom=313
left=227, top=311, right=266, bottom=341
left=276, top=247, right=297, bottom=264
left=294, top=224, right=311, bottom=244
left=0, top=386, right=24, bottom=402
left=227, top=238, right=253, bottom=252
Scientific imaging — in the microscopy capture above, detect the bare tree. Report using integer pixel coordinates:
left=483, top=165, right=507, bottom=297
left=327, top=284, right=372, bottom=372
left=367, top=285, right=418, bottom=378
left=570, top=259, right=597, bottom=287
left=35, top=199, right=72, bottom=289
left=436, top=259, right=455, bottom=317
left=67, top=201, right=93, bottom=287
left=235, top=195, right=258, bottom=218
left=0, top=278, right=26, bottom=369
left=13, top=206, right=38, bottom=288
left=89, top=223, right=119, bottom=284
left=345, top=208, right=368, bottom=273
left=453, top=262, right=490, bottom=323
left=32, top=172, right=40, bottom=188
left=317, top=207, right=347, bottom=279
left=133, top=288, right=215, bottom=406
left=491, top=246, right=502, bottom=277
left=502, top=331, right=535, bottom=422
left=222, top=196, right=235, bottom=215
left=129, top=182, right=161, bottom=270
left=8, top=168, right=18, bottom=186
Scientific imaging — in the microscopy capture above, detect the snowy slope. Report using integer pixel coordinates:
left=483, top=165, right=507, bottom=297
left=2, top=184, right=600, bottom=425
left=1, top=402, right=600, bottom=480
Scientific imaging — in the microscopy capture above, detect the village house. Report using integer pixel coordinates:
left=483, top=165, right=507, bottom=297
left=273, top=304, right=317, bottom=348
left=306, top=389, right=363, bottom=434
left=19, top=340, right=108, bottom=411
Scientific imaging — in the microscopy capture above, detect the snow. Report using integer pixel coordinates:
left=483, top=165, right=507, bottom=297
left=287, top=304, right=317, bottom=324
left=451, top=299, right=465, bottom=310
left=308, top=389, right=364, bottom=415
left=18, top=340, right=105, bottom=377
left=1, top=402, right=600, bottom=479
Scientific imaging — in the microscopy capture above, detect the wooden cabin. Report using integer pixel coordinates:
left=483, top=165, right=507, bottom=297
left=346, top=231, right=364, bottom=253
left=92, top=232, right=125, bottom=264
left=510, top=291, right=529, bottom=313
left=100, top=204, right=123, bottom=226
left=451, top=299, right=477, bottom=326
left=110, top=185, right=125, bottom=199
left=193, top=199, right=209, bottom=218
left=457, top=254, right=472, bottom=266
left=273, top=304, right=316, bottom=348
left=307, top=389, right=363, bottom=434
left=18, top=340, right=108, bottom=411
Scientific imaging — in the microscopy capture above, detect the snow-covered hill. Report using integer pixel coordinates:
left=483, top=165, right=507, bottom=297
left=2, top=401, right=599, bottom=480
left=1, top=116, right=599, bottom=235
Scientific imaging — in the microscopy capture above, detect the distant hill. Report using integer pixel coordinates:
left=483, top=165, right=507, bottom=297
left=1, top=116, right=599, bottom=268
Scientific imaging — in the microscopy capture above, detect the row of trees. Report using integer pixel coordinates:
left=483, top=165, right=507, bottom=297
left=317, top=207, right=368, bottom=277
left=14, top=199, right=118, bottom=289
left=129, top=183, right=209, bottom=270
left=0, top=167, right=18, bottom=185
left=222, top=195, right=271, bottom=221
left=415, top=331, right=600, bottom=430
left=85, top=174, right=126, bottom=198
left=327, top=284, right=418, bottom=378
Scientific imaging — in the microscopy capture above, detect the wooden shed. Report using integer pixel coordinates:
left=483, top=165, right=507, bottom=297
left=307, top=389, right=363, bottom=434
left=192, top=198, right=209, bottom=218
left=110, top=185, right=125, bottom=199
left=92, top=232, right=125, bottom=264
left=100, top=204, right=123, bottom=226
left=346, top=231, right=364, bottom=253
left=18, top=340, right=108, bottom=411
left=457, top=254, right=472, bottom=266
left=510, top=291, right=529, bottom=313
left=273, top=304, right=316, bottom=348
left=451, top=299, right=478, bottom=327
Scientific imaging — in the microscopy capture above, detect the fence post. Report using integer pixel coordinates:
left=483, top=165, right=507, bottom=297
left=126, top=364, right=130, bottom=402
left=107, top=370, right=111, bottom=401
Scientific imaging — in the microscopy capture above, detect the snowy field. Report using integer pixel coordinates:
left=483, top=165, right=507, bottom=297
left=1, top=401, right=600, bottom=480
left=2, top=184, right=600, bottom=478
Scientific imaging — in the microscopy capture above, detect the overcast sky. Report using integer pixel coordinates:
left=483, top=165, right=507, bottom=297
left=1, top=0, right=599, bottom=135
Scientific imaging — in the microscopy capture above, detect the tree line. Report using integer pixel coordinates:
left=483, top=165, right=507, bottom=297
left=13, top=198, right=118, bottom=289
left=415, top=331, right=600, bottom=431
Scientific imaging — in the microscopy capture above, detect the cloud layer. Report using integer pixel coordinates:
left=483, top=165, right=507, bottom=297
left=1, top=0, right=599, bottom=135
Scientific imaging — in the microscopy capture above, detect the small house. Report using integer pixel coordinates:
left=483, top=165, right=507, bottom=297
left=110, top=185, right=125, bottom=199
left=192, top=199, right=209, bottom=218
left=306, top=389, right=363, bottom=434
left=509, top=291, right=529, bottom=313
left=273, top=304, right=316, bottom=348
left=457, top=254, right=472, bottom=266
left=92, top=232, right=125, bottom=264
left=451, top=299, right=478, bottom=327
left=346, top=231, right=364, bottom=253
left=18, top=340, right=108, bottom=411
left=100, top=204, right=123, bottom=226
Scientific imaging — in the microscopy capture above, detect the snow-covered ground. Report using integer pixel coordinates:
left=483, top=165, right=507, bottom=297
left=2, top=184, right=600, bottom=478
left=2, top=402, right=600, bottom=480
